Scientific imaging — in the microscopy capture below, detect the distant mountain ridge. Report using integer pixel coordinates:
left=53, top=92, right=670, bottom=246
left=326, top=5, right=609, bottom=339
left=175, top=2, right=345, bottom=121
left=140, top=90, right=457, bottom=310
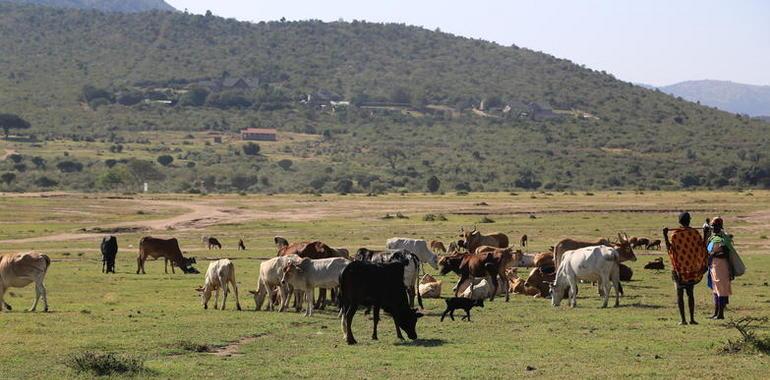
left=0, top=0, right=175, bottom=12
left=658, top=80, right=770, bottom=117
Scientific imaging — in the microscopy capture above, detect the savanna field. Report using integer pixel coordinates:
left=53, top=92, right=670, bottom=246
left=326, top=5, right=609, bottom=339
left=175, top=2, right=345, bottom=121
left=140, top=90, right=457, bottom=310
left=1, top=191, right=769, bottom=379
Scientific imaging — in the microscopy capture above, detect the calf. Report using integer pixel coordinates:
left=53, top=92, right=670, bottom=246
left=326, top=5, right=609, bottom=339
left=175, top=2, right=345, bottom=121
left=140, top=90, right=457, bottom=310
left=429, top=240, right=447, bottom=254
left=646, top=239, right=662, bottom=250
left=250, top=255, right=301, bottom=311
left=237, top=239, right=246, bottom=250
left=439, top=247, right=513, bottom=302
left=0, top=252, right=50, bottom=312
left=520, top=234, right=528, bottom=249
left=100, top=235, right=118, bottom=274
left=207, top=237, right=222, bottom=250
left=136, top=237, right=198, bottom=274
left=644, top=257, right=665, bottom=270
left=440, top=297, right=484, bottom=321
left=339, top=261, right=423, bottom=345
left=197, top=259, right=241, bottom=310
left=280, top=257, right=350, bottom=316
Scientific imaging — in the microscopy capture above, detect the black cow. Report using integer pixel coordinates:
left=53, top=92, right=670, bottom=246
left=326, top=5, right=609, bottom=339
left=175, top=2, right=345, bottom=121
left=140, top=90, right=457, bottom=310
left=207, top=237, right=222, bottom=250
left=101, top=236, right=118, bottom=274
left=338, top=261, right=423, bottom=345
left=354, top=248, right=423, bottom=309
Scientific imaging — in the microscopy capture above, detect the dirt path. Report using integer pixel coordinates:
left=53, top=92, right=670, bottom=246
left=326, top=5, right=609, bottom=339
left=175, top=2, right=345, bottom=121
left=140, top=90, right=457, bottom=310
left=2, top=149, right=17, bottom=160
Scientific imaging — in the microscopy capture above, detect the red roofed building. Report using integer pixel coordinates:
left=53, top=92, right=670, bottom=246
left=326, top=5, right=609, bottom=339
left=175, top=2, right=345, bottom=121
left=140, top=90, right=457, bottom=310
left=240, top=128, right=277, bottom=141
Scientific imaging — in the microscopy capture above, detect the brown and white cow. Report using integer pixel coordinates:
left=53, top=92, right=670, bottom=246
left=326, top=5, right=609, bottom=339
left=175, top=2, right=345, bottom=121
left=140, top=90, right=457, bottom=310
left=439, top=247, right=514, bottom=302
left=274, top=237, right=346, bottom=308
left=136, top=237, right=198, bottom=274
left=0, top=252, right=50, bottom=312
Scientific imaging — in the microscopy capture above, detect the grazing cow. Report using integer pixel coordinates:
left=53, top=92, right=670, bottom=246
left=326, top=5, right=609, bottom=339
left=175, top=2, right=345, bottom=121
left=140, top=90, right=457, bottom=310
left=355, top=248, right=422, bottom=309
left=280, top=257, right=350, bottom=316
left=646, top=239, right=662, bottom=250
left=197, top=259, right=241, bottom=311
left=459, top=227, right=509, bottom=253
left=429, top=240, right=447, bottom=254
left=100, top=235, right=118, bottom=274
left=632, top=238, right=651, bottom=249
left=644, top=257, right=665, bottom=270
left=440, top=297, right=484, bottom=321
left=418, top=274, right=442, bottom=298
left=0, top=252, right=50, bottom=312
left=385, top=238, right=439, bottom=269
left=250, top=255, right=301, bottom=311
left=237, top=239, right=246, bottom=250
left=207, top=237, right=222, bottom=250
left=520, top=234, right=528, bottom=249
left=553, top=237, right=612, bottom=268
left=550, top=234, right=630, bottom=308
left=439, top=247, right=514, bottom=302
left=338, top=260, right=423, bottom=345
left=136, top=237, right=198, bottom=274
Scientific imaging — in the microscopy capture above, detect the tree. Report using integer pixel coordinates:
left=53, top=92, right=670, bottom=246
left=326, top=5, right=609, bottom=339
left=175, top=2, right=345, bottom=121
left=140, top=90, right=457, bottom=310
left=31, top=156, right=46, bottom=169
left=34, top=176, right=58, bottom=188
left=426, top=175, right=441, bottom=193
left=127, top=159, right=165, bottom=183
left=157, top=155, right=174, bottom=167
left=7, top=153, right=22, bottom=163
left=381, top=148, right=406, bottom=170
left=97, top=167, right=131, bottom=190
left=335, top=178, right=353, bottom=194
left=277, top=159, right=293, bottom=170
left=0, top=113, right=30, bottom=140
left=231, top=175, right=258, bottom=190
left=178, top=87, right=209, bottom=107
left=56, top=160, right=84, bottom=173
left=514, top=168, right=542, bottom=189
left=1, top=172, right=15, bottom=185
left=242, top=142, right=260, bottom=156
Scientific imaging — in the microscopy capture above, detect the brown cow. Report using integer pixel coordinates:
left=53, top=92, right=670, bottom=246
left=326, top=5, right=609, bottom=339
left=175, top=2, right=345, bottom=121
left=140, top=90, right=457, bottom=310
left=438, top=247, right=514, bottom=302
left=459, top=227, right=509, bottom=254
left=646, top=239, right=662, bottom=250
left=553, top=237, right=612, bottom=268
left=136, top=237, right=198, bottom=274
left=0, top=252, right=51, bottom=312
left=429, top=240, right=447, bottom=254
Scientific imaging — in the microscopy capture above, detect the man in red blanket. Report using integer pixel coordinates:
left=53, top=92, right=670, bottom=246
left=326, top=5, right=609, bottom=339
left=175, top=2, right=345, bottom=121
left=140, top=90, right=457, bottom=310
left=663, top=212, right=707, bottom=326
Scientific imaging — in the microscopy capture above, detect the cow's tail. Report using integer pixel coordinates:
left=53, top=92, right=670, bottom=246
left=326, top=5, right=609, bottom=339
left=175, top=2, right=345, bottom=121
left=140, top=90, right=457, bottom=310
left=408, top=254, right=424, bottom=309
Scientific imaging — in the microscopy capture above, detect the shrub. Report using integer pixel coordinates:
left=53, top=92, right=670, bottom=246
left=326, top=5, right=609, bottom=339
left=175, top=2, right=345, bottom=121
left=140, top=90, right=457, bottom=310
left=277, top=159, right=293, bottom=170
left=242, top=142, right=260, bottom=156
left=426, top=175, right=440, bottom=193
left=1, top=172, right=16, bottom=185
left=157, top=155, right=174, bottom=167
left=64, top=351, right=146, bottom=376
left=56, top=160, right=84, bottom=173
left=35, top=176, right=59, bottom=188
left=479, top=216, right=495, bottom=223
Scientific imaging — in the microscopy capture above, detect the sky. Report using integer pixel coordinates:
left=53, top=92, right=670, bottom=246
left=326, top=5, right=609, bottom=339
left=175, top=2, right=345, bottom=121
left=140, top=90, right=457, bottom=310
left=166, top=0, right=770, bottom=87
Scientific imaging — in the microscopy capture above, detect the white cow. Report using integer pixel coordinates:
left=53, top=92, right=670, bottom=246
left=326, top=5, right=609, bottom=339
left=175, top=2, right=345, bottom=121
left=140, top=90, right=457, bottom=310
left=550, top=245, right=621, bottom=308
left=0, top=252, right=51, bottom=312
left=385, top=238, right=438, bottom=269
left=197, top=259, right=241, bottom=311
left=250, top=254, right=301, bottom=311
left=280, top=257, right=350, bottom=316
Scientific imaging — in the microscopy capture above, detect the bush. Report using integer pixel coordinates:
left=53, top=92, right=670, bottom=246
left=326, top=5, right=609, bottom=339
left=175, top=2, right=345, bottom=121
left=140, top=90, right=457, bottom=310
left=34, top=176, right=59, bottom=188
left=422, top=213, right=448, bottom=222
left=426, top=175, right=440, bottom=193
left=64, top=351, right=146, bottom=376
left=157, top=155, right=174, bottom=167
left=242, top=142, right=260, bottom=156
left=479, top=216, right=495, bottom=223
left=178, top=87, right=210, bottom=107
left=56, top=160, right=84, bottom=173
left=277, top=159, right=293, bottom=170
left=1, top=172, right=16, bottom=185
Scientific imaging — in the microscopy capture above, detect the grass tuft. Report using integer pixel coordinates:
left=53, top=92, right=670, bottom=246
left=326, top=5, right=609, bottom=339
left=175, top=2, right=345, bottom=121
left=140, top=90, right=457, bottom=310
left=64, top=351, right=147, bottom=376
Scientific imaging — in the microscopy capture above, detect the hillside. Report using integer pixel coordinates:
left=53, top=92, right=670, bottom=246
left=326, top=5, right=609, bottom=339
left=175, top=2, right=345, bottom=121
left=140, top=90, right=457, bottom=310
left=1, top=4, right=769, bottom=193
left=660, top=80, right=770, bottom=117
left=0, top=0, right=175, bottom=12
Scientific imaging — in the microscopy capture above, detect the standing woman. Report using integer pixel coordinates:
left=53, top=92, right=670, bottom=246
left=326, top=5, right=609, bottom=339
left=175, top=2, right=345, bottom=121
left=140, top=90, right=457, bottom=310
left=707, top=217, right=733, bottom=320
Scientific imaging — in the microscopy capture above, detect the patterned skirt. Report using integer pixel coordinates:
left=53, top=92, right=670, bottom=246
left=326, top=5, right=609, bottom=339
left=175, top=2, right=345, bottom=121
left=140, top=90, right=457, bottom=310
left=709, top=257, right=732, bottom=296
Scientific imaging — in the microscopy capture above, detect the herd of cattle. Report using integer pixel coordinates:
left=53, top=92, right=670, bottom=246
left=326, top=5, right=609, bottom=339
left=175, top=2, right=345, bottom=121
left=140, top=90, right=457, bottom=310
left=0, top=227, right=669, bottom=345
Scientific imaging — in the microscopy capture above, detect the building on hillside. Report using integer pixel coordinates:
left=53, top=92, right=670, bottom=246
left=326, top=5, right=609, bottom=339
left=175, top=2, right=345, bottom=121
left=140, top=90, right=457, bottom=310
left=241, top=128, right=277, bottom=141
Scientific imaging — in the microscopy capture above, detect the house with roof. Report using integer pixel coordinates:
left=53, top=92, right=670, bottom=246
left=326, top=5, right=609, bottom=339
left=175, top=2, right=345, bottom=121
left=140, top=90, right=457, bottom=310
left=241, top=128, right=277, bottom=141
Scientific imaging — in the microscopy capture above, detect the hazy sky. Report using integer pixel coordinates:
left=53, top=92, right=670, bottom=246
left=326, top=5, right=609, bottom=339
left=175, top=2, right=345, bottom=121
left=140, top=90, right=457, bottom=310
left=167, top=0, right=770, bottom=86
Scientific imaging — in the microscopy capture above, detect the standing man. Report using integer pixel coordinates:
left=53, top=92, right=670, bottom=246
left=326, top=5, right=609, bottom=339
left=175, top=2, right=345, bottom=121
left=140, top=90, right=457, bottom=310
left=663, top=212, right=707, bottom=325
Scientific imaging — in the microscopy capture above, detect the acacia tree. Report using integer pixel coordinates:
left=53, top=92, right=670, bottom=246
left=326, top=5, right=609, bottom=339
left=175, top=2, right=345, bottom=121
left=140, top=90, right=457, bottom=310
left=0, top=114, right=30, bottom=140
left=426, top=175, right=441, bottom=193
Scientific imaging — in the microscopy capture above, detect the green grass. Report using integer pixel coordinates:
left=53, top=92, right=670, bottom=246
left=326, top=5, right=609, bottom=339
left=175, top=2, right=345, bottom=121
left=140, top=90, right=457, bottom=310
left=1, top=191, right=769, bottom=378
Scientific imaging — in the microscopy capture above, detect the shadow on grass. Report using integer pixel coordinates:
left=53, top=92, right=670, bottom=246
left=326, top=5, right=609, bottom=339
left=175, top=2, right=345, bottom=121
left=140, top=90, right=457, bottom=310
left=395, top=338, right=447, bottom=347
left=618, top=302, right=665, bottom=309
